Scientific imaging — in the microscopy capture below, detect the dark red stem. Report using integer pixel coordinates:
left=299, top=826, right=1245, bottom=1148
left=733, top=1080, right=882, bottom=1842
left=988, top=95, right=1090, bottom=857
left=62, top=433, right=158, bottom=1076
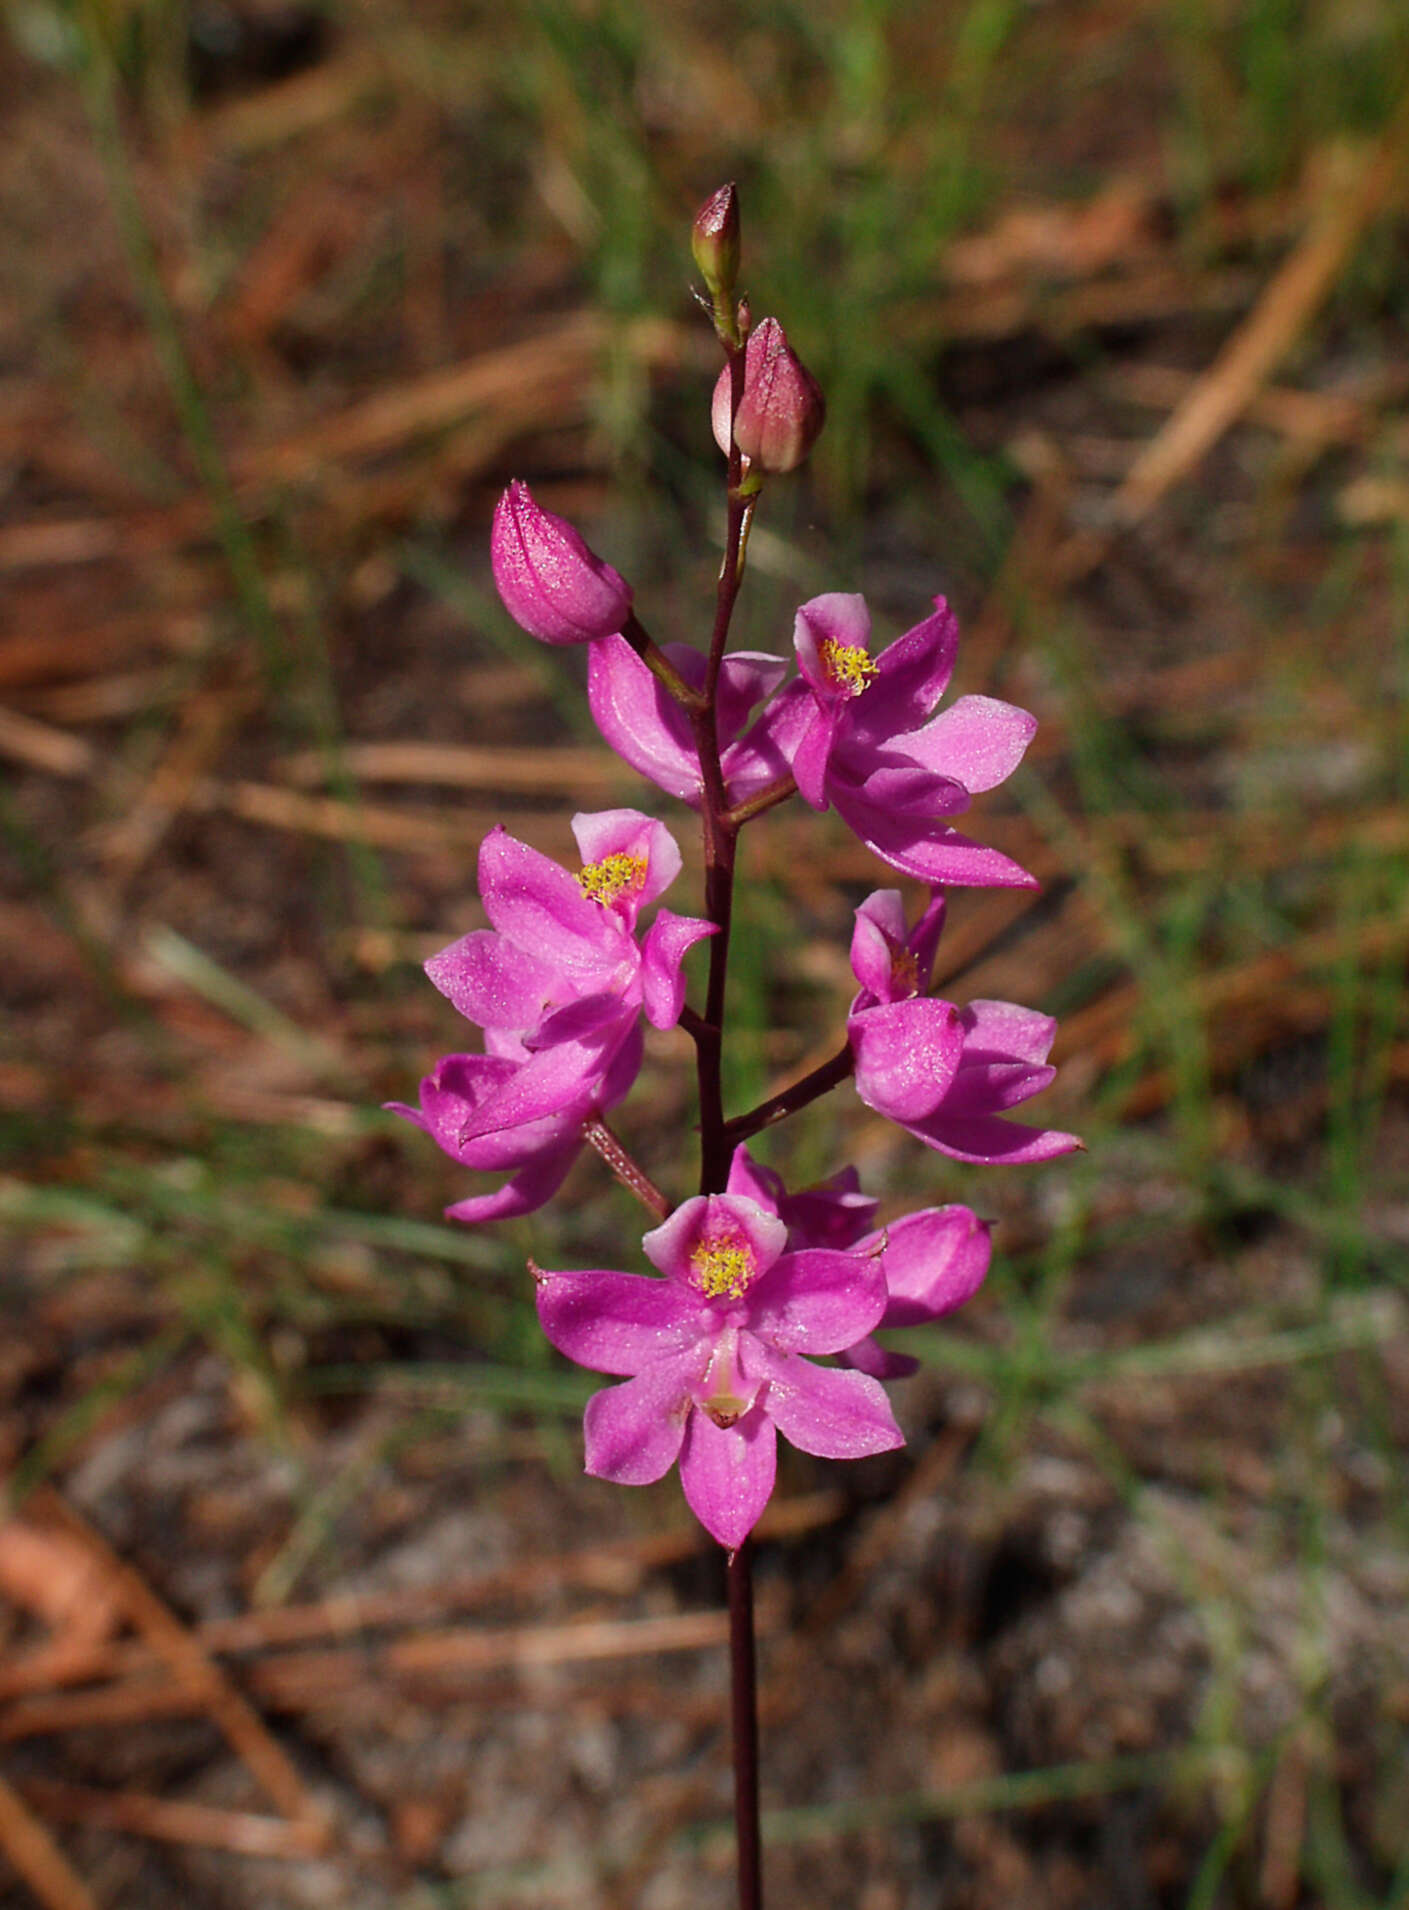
left=728, top=1539, right=762, bottom=1910
left=691, top=332, right=751, bottom=1197
left=723, top=1044, right=855, bottom=1147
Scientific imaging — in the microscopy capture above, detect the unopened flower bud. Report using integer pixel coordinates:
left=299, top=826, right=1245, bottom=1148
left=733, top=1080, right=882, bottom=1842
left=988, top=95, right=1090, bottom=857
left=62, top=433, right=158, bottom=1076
left=491, top=480, right=633, bottom=645
left=711, top=317, right=825, bottom=475
left=691, top=183, right=741, bottom=300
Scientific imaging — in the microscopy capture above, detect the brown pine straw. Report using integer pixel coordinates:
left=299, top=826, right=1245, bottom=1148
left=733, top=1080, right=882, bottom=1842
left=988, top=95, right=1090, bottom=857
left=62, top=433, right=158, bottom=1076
left=16, top=1783, right=327, bottom=1861
left=0, top=1772, right=100, bottom=1910
left=30, top=1492, right=329, bottom=1850
left=0, top=1496, right=838, bottom=1714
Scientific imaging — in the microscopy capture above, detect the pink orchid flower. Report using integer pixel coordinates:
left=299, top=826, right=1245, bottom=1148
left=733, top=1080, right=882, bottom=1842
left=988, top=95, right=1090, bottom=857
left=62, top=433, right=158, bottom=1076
left=534, top=1192, right=903, bottom=1550
left=423, top=811, right=715, bottom=1141
left=848, top=888, right=1082, bottom=1164
left=768, top=592, right=1039, bottom=888
left=388, top=1037, right=640, bottom=1226
left=726, top=1144, right=991, bottom=1379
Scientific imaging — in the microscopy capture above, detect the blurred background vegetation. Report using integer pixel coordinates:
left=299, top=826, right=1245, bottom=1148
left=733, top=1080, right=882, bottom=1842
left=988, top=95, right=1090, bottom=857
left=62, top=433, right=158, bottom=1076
left=1, top=1, right=1408, bottom=1905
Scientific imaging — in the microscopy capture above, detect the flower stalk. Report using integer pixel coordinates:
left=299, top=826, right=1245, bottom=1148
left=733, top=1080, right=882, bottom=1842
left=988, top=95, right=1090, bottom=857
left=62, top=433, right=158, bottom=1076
left=394, top=180, right=1080, bottom=1910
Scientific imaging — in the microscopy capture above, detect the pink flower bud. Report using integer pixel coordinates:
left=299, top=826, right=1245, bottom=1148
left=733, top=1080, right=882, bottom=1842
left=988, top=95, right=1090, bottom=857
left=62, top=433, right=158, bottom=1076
left=691, top=182, right=740, bottom=299
left=491, top=480, right=633, bottom=645
left=711, top=317, right=825, bottom=475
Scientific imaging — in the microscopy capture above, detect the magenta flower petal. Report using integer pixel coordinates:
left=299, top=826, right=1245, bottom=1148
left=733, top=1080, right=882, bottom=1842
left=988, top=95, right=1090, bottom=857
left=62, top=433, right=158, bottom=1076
left=678, top=1404, right=777, bottom=1550
left=838, top=1339, right=920, bottom=1382
left=904, top=1107, right=1083, bottom=1165
left=583, top=1354, right=701, bottom=1486
left=535, top=1269, right=701, bottom=1374
left=849, top=599, right=960, bottom=743
left=836, top=784, right=1038, bottom=889
left=642, top=1193, right=788, bottom=1287
left=526, top=991, right=628, bottom=1052
left=790, top=702, right=843, bottom=810
left=477, top=827, right=617, bottom=970
left=746, top=1247, right=887, bottom=1353
left=960, top=999, right=1058, bottom=1067
left=725, top=1144, right=786, bottom=1212
left=867, top=1206, right=991, bottom=1327
left=491, top=480, right=632, bottom=645
left=423, top=930, right=558, bottom=1032
left=750, top=1347, right=903, bottom=1460
left=908, top=890, right=949, bottom=987
left=443, top=1144, right=580, bottom=1224
left=900, top=694, right=1037, bottom=793
left=718, top=652, right=790, bottom=738
left=640, top=907, right=718, bottom=1030
left=394, top=1053, right=566, bottom=1169
left=776, top=1169, right=877, bottom=1250
left=794, top=593, right=871, bottom=698
left=849, top=890, right=909, bottom=1002
left=587, top=636, right=703, bottom=802
left=457, top=1030, right=626, bottom=1139
left=850, top=997, right=966, bottom=1123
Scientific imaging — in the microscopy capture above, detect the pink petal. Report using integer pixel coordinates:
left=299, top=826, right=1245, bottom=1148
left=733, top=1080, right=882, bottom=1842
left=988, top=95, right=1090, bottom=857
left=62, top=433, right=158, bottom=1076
left=639, top=909, right=718, bottom=1030
left=443, top=1141, right=580, bottom=1224
left=850, top=598, right=959, bottom=742
left=642, top=1193, right=787, bottom=1285
left=900, top=695, right=1037, bottom=793
left=866, top=1206, right=991, bottom=1326
left=586, top=635, right=703, bottom=803
left=423, top=931, right=559, bottom=1031
left=457, top=1029, right=627, bottom=1139
left=849, top=891, right=909, bottom=1003
left=850, top=998, right=966, bottom=1123
left=725, top=1144, right=785, bottom=1213
left=526, top=991, right=634, bottom=1052
left=904, top=1108, right=1083, bottom=1165
left=907, top=890, right=948, bottom=986
left=944, top=1060, right=1057, bottom=1114
left=717, top=652, right=789, bottom=743
left=746, top=1249, right=886, bottom=1354
left=789, top=701, right=843, bottom=810
left=535, top=1269, right=701, bottom=1373
left=793, top=593, right=871, bottom=697
left=751, top=1348, right=904, bottom=1459
left=583, top=1356, right=700, bottom=1486
left=776, top=1170, right=878, bottom=1250
left=406, top=1053, right=583, bottom=1170
left=836, top=786, right=1038, bottom=889
left=477, top=827, right=618, bottom=969
left=839, top=1336, right=920, bottom=1381
left=961, top=999, right=1058, bottom=1067
left=678, top=1404, right=777, bottom=1550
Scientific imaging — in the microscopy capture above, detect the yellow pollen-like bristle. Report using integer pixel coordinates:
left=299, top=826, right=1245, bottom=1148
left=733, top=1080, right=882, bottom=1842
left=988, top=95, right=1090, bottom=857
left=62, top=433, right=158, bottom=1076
left=819, top=637, right=878, bottom=696
left=577, top=851, right=648, bottom=905
left=690, top=1237, right=756, bottom=1300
